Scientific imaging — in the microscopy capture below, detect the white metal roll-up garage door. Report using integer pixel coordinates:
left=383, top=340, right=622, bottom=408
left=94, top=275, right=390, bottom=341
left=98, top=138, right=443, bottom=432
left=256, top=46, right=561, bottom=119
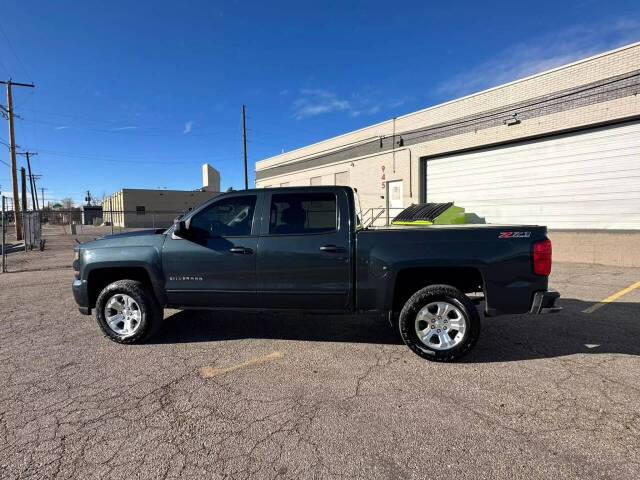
left=425, top=121, right=640, bottom=229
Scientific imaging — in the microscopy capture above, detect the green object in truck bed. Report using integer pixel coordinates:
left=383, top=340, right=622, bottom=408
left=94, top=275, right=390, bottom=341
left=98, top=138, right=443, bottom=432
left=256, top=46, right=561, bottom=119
left=392, top=203, right=466, bottom=225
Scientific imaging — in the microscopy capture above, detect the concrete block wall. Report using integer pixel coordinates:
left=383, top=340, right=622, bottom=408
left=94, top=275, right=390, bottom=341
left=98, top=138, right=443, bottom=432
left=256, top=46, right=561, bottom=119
left=549, top=231, right=640, bottom=268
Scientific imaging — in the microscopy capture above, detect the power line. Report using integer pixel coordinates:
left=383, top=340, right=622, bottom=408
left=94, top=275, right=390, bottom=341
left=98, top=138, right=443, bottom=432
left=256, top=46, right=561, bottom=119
left=21, top=112, right=243, bottom=138
left=34, top=147, right=234, bottom=164
left=0, top=55, right=10, bottom=78
left=22, top=117, right=245, bottom=138
left=20, top=106, right=247, bottom=134
left=0, top=23, right=32, bottom=82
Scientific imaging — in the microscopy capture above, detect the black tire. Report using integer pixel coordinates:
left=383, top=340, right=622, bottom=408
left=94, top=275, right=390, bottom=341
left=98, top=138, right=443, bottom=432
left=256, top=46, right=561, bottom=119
left=95, top=280, right=163, bottom=344
left=398, top=284, right=480, bottom=362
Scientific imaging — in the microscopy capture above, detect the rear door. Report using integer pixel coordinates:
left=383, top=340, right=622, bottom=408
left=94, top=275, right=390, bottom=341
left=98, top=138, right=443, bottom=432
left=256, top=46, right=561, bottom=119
left=256, top=189, right=352, bottom=310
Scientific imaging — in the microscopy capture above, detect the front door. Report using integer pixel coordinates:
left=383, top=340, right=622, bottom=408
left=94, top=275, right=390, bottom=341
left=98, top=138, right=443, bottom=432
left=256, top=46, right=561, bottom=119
left=387, top=180, right=404, bottom=224
left=162, top=193, right=259, bottom=307
left=257, top=190, right=351, bottom=310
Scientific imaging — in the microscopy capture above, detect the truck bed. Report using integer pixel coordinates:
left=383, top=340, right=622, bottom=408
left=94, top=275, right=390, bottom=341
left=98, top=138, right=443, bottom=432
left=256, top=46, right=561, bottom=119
left=355, top=224, right=549, bottom=316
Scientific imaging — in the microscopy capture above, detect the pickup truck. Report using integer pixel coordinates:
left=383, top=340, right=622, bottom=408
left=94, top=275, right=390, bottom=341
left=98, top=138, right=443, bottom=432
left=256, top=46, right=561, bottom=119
left=72, top=186, right=560, bottom=362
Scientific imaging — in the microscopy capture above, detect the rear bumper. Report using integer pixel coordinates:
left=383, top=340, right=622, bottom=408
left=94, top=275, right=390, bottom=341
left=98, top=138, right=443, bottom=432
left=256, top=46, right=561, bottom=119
left=529, top=289, right=561, bottom=314
left=72, top=279, right=91, bottom=315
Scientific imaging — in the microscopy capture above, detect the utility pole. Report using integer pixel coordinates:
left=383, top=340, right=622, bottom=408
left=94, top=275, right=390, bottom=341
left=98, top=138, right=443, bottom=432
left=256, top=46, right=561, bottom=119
left=41, top=187, right=46, bottom=209
left=31, top=175, right=40, bottom=210
left=20, top=167, right=27, bottom=212
left=18, top=151, right=38, bottom=211
left=242, top=104, right=248, bottom=189
left=1, top=79, right=35, bottom=240
left=1, top=196, right=5, bottom=272
left=29, top=174, right=41, bottom=210
left=109, top=197, right=113, bottom=234
left=21, top=167, right=27, bottom=252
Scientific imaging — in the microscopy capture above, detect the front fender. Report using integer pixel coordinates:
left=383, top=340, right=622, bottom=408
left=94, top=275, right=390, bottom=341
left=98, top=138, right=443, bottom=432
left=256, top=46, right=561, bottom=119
left=81, top=246, right=166, bottom=305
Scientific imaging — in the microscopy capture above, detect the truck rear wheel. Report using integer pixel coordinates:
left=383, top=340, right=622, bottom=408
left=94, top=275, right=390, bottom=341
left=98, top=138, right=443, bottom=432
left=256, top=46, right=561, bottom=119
left=398, top=284, right=480, bottom=362
left=95, top=280, right=163, bottom=344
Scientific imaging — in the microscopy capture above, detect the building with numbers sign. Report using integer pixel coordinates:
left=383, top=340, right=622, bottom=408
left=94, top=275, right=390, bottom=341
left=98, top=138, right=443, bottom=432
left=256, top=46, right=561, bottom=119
left=255, top=43, right=640, bottom=266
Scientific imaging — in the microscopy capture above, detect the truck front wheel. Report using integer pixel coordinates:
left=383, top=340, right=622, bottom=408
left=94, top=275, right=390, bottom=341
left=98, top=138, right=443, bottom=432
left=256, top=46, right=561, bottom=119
left=95, top=280, right=163, bottom=344
left=398, top=284, right=480, bottom=362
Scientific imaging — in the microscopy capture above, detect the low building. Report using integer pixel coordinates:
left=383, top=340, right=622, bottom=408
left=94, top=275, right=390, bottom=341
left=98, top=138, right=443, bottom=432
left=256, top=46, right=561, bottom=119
left=81, top=205, right=102, bottom=225
left=255, top=42, right=640, bottom=266
left=103, top=164, right=221, bottom=228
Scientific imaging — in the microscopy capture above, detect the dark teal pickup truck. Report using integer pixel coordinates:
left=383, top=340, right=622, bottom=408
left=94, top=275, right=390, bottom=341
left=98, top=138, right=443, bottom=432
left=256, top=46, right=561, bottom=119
left=73, top=186, right=560, bottom=362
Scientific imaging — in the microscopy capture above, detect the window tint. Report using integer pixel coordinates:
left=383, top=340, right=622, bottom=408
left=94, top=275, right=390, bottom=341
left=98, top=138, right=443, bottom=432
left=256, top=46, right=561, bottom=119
left=189, top=195, right=256, bottom=239
left=269, top=193, right=336, bottom=235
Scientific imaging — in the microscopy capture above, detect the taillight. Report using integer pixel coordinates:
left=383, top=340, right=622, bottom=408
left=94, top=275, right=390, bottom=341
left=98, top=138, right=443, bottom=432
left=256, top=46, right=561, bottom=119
left=533, top=239, right=552, bottom=275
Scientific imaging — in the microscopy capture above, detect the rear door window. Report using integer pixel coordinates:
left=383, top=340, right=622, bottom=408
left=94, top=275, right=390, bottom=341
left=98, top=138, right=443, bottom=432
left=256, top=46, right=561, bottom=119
left=269, top=193, right=337, bottom=235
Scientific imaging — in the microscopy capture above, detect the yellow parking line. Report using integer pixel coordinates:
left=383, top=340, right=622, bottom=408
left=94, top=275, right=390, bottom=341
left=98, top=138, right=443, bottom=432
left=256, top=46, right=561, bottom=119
left=582, top=280, right=640, bottom=313
left=200, top=351, right=283, bottom=378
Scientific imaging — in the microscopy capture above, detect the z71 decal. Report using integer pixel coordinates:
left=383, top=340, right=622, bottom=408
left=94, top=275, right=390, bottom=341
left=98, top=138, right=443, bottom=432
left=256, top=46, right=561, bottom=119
left=499, top=231, right=531, bottom=238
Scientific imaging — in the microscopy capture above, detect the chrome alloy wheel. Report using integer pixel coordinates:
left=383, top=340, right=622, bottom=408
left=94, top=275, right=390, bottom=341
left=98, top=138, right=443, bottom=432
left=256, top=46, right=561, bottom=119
left=104, top=294, right=142, bottom=337
left=415, top=301, right=467, bottom=351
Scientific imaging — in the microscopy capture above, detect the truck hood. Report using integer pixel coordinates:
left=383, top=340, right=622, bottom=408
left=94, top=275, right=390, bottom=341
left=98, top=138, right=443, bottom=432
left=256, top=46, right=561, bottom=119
left=80, top=229, right=167, bottom=250
left=98, top=229, right=165, bottom=240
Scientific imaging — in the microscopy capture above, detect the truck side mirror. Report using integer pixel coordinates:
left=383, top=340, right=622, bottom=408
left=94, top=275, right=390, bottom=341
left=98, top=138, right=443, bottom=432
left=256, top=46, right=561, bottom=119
left=173, top=220, right=188, bottom=238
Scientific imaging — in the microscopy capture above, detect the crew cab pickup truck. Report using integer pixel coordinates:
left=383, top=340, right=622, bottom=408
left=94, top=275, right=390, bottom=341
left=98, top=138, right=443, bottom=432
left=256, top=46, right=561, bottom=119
left=72, top=186, right=560, bottom=362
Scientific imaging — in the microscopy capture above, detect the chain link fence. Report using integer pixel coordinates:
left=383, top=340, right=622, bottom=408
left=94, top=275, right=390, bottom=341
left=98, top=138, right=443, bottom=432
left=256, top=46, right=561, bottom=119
left=43, top=208, right=186, bottom=231
left=0, top=201, right=186, bottom=273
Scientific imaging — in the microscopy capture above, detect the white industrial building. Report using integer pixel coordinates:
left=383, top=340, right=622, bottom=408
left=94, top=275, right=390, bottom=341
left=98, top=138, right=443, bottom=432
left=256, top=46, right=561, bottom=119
left=256, top=43, right=640, bottom=266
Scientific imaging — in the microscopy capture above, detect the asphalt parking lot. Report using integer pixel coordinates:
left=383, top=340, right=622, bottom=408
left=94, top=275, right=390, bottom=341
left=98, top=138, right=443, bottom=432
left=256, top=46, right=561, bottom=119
left=1, top=226, right=639, bottom=479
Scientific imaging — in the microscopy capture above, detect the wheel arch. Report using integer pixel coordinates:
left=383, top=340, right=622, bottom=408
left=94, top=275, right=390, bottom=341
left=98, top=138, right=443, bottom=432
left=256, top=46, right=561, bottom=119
left=391, top=266, right=484, bottom=313
left=87, top=266, right=162, bottom=308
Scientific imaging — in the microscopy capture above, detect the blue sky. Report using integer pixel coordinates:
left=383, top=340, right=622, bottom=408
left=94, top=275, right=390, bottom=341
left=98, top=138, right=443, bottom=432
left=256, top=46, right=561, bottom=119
left=0, top=0, right=638, bottom=205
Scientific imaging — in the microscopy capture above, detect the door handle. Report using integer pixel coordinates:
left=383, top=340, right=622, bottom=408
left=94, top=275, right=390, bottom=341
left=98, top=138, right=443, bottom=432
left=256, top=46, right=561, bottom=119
left=229, top=246, right=253, bottom=254
left=320, top=245, right=342, bottom=252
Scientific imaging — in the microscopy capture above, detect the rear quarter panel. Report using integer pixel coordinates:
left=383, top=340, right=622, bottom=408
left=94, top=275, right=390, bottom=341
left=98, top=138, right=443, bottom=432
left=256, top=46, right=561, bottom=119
left=355, top=225, right=549, bottom=315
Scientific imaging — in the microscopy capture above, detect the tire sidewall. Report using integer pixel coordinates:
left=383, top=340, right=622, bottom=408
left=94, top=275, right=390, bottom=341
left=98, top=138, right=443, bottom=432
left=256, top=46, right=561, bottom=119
left=95, top=280, right=159, bottom=344
left=399, top=285, right=480, bottom=362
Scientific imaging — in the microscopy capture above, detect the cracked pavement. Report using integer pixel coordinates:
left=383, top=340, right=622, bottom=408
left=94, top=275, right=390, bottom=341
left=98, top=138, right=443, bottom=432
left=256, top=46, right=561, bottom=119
left=1, top=225, right=639, bottom=479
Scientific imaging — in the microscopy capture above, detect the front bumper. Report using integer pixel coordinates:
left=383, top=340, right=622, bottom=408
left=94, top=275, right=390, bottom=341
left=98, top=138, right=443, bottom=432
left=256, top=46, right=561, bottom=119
left=72, top=279, right=91, bottom=315
left=529, top=289, right=561, bottom=314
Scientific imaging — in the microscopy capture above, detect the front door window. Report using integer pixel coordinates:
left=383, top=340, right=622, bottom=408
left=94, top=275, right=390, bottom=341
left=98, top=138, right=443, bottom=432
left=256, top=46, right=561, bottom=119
left=189, top=195, right=257, bottom=243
